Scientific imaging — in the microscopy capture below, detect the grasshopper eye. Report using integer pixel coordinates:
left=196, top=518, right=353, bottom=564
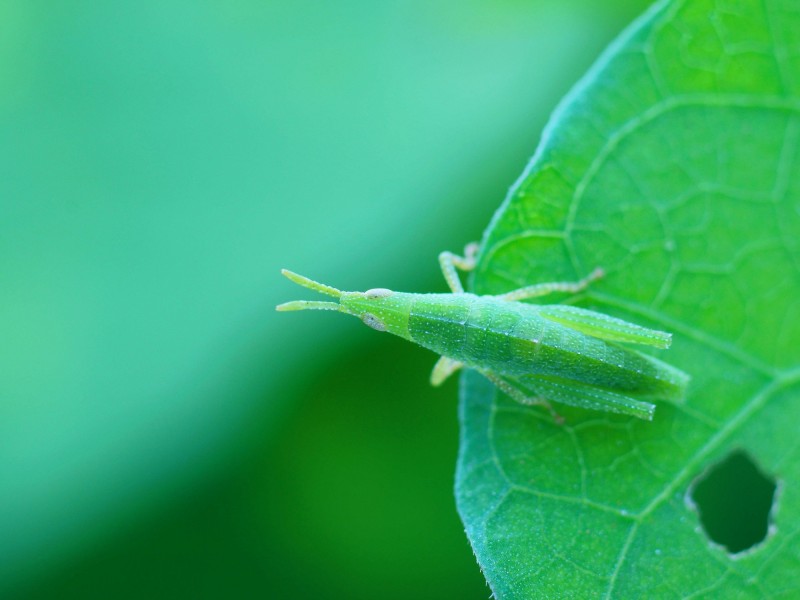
left=361, top=313, right=387, bottom=331
left=365, top=288, right=393, bottom=299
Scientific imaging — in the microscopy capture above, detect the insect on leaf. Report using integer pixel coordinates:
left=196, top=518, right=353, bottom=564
left=279, top=252, right=688, bottom=422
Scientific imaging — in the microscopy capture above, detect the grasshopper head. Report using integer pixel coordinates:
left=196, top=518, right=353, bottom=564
left=277, top=270, right=412, bottom=340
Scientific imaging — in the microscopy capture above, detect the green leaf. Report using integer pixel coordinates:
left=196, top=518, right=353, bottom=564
left=456, top=0, right=800, bottom=597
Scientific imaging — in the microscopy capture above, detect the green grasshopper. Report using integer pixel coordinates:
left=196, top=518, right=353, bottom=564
left=277, top=244, right=689, bottom=420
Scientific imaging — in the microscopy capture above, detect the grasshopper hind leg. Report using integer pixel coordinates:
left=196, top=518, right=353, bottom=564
left=522, top=376, right=655, bottom=421
left=479, top=370, right=564, bottom=424
left=536, top=304, right=672, bottom=349
left=483, top=372, right=656, bottom=422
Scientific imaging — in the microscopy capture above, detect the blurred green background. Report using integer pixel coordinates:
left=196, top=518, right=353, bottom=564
left=2, top=1, right=650, bottom=597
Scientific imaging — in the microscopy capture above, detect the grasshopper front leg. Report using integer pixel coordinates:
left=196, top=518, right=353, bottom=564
left=430, top=356, right=463, bottom=386
left=438, top=242, right=480, bottom=294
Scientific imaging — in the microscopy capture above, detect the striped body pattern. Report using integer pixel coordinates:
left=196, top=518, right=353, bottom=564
left=405, top=293, right=685, bottom=402
left=277, top=245, right=689, bottom=421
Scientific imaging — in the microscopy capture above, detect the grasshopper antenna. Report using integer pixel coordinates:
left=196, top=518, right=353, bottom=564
left=276, top=269, right=343, bottom=312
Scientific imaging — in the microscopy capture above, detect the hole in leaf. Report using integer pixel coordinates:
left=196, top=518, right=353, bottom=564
left=688, top=450, right=777, bottom=555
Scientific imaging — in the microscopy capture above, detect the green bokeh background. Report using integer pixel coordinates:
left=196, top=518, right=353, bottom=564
left=2, top=1, right=649, bottom=597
